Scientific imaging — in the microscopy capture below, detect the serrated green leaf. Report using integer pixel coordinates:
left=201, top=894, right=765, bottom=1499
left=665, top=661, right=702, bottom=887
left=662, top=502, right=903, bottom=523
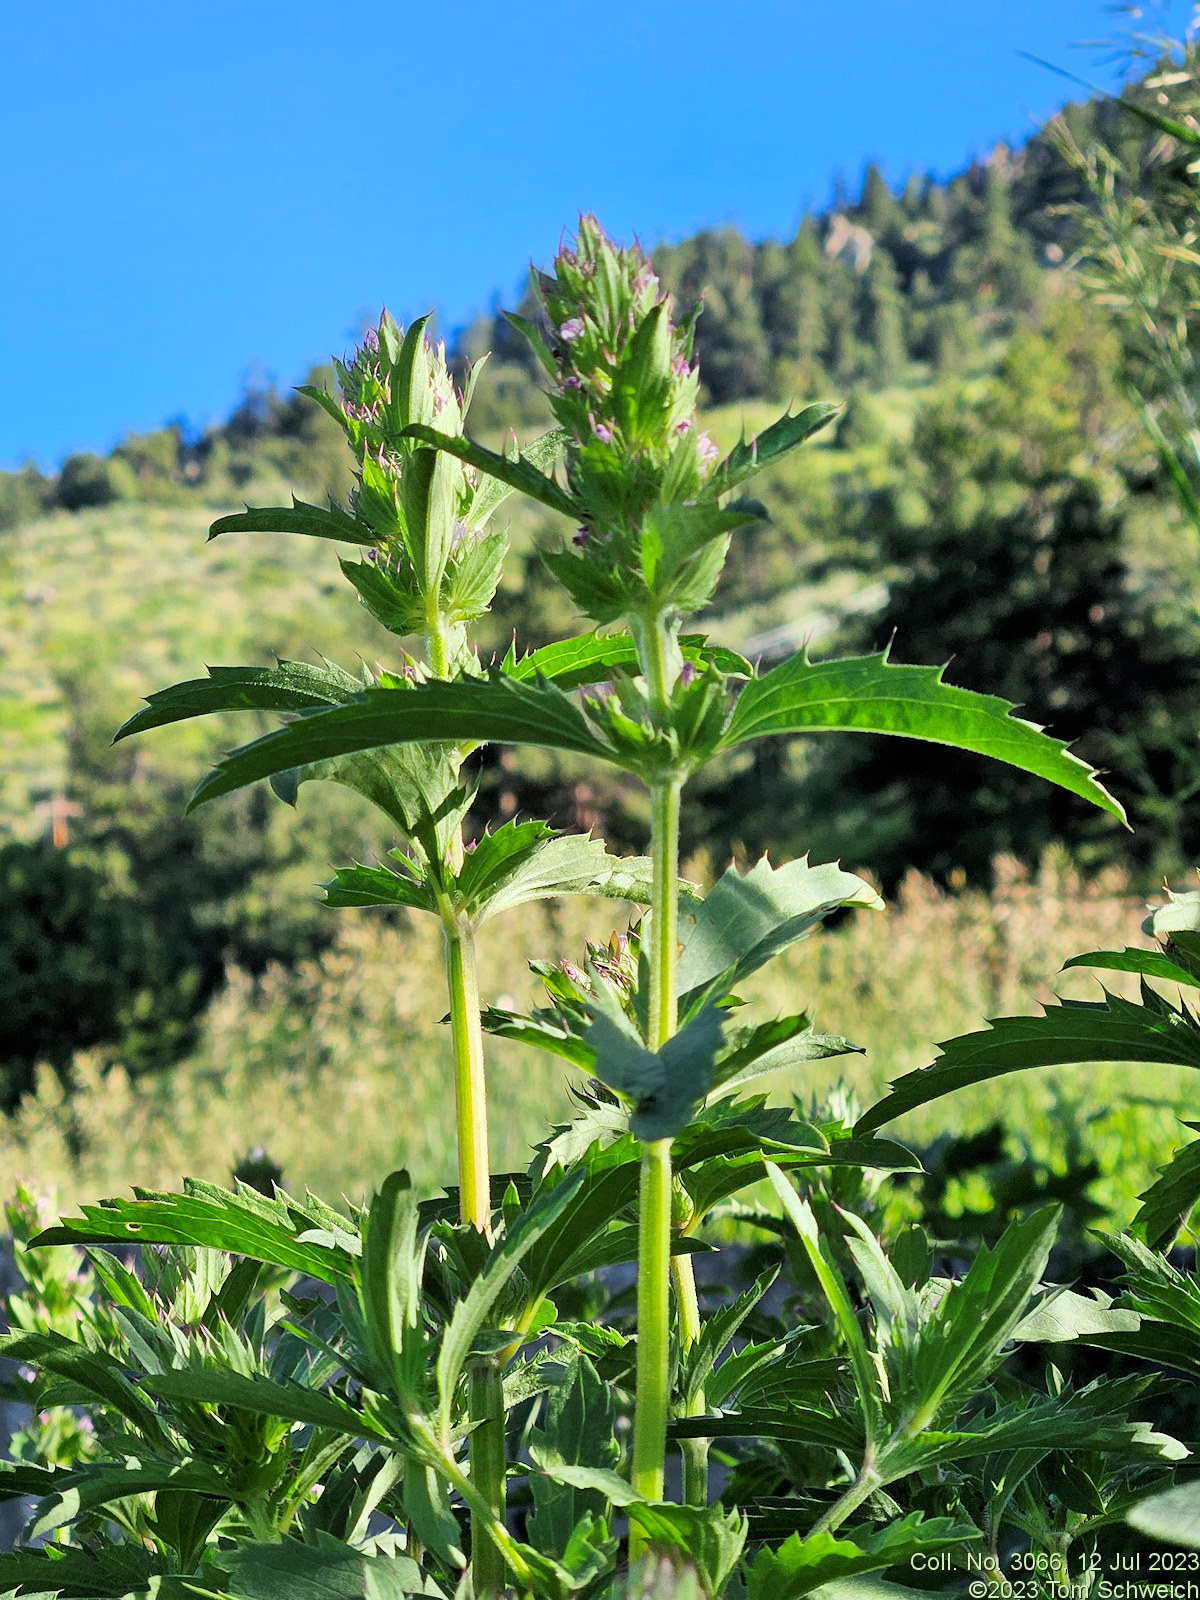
left=856, top=992, right=1200, bottom=1134
left=0, top=1545, right=166, bottom=1597
left=479, top=1007, right=596, bottom=1070
left=462, top=426, right=567, bottom=529
left=766, top=1164, right=881, bottom=1440
left=682, top=1268, right=778, bottom=1411
left=34, top=1183, right=360, bottom=1283
left=360, top=1171, right=428, bottom=1411
left=187, top=677, right=612, bottom=811
left=903, top=1208, right=1060, bottom=1421
left=0, top=1330, right=166, bottom=1442
left=1133, top=1123, right=1200, bottom=1250
left=677, top=855, right=881, bottom=1004
left=669, top=1406, right=861, bottom=1452
left=723, top=650, right=1127, bottom=824
left=0, top=1461, right=63, bottom=1503
left=402, top=1459, right=464, bottom=1572
left=338, top=558, right=426, bottom=637
left=436, top=1168, right=585, bottom=1433
left=440, top=529, right=507, bottom=622
left=1012, top=1286, right=1140, bottom=1342
left=711, top=1016, right=863, bottom=1097
left=458, top=823, right=617, bottom=923
left=322, top=861, right=436, bottom=915
left=115, top=660, right=363, bottom=742
left=398, top=424, right=580, bottom=517
left=1064, top=947, right=1200, bottom=989
left=144, top=1369, right=382, bottom=1440
left=209, top=500, right=373, bottom=546
left=528, top=1355, right=620, bottom=1558
left=703, top=401, right=840, bottom=499
left=28, top=1461, right=233, bottom=1540
left=746, top=1513, right=975, bottom=1600
left=624, top=1503, right=747, bottom=1598
left=211, top=1534, right=437, bottom=1598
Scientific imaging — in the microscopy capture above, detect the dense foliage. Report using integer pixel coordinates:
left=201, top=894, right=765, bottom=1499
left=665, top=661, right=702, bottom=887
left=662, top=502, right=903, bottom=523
left=12, top=64, right=1200, bottom=1075
left=1, top=199, right=1193, bottom=1596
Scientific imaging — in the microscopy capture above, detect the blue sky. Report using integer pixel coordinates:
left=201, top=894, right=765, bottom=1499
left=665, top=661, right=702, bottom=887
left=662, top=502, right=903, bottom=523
left=1, top=0, right=1138, bottom=469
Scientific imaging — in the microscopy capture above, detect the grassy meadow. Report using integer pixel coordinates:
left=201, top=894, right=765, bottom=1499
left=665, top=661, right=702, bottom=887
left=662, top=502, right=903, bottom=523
left=2, top=406, right=1197, bottom=1230
left=0, top=849, right=1187, bottom=1229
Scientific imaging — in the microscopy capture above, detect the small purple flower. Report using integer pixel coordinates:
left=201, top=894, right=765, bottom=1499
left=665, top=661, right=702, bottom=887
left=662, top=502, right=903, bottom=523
left=675, top=418, right=692, bottom=435
left=562, top=375, right=583, bottom=391
left=363, top=327, right=380, bottom=352
left=680, top=661, right=697, bottom=688
left=573, top=526, right=591, bottom=548
left=593, top=421, right=614, bottom=444
left=673, top=356, right=692, bottom=378
left=559, top=318, right=585, bottom=342
left=697, top=432, right=720, bottom=468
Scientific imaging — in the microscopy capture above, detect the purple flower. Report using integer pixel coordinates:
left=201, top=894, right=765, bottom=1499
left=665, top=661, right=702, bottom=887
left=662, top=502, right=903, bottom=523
left=675, top=418, right=692, bottom=435
left=697, top=432, right=720, bottom=468
left=573, top=526, right=591, bottom=547
left=363, top=327, right=380, bottom=352
left=680, top=661, right=697, bottom=688
left=559, top=317, right=585, bottom=342
left=593, top=421, right=614, bottom=444
left=562, top=375, right=583, bottom=390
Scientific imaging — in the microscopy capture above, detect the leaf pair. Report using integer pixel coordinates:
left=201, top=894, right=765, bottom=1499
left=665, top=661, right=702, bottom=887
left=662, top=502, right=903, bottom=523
left=326, top=820, right=654, bottom=927
left=177, top=647, right=1127, bottom=826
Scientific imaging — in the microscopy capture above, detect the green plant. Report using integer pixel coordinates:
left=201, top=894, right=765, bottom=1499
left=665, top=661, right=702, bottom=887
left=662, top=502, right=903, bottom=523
left=2, top=219, right=1172, bottom=1598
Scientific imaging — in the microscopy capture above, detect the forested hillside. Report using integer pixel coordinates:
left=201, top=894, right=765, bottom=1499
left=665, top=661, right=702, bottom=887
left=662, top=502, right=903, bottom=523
left=5, top=75, right=1200, bottom=1100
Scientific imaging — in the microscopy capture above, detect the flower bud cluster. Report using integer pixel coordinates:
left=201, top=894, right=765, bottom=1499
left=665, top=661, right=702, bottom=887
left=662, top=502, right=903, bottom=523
left=524, top=218, right=743, bottom=640
left=323, top=313, right=506, bottom=658
left=536, top=216, right=714, bottom=523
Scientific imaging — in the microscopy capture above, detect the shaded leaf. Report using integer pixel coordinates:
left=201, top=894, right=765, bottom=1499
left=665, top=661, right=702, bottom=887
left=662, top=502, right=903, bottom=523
left=1134, top=1123, right=1200, bottom=1250
left=586, top=1003, right=726, bottom=1142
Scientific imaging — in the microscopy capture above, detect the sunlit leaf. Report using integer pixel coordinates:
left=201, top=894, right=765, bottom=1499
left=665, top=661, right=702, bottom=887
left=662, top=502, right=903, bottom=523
left=723, top=650, right=1127, bottom=824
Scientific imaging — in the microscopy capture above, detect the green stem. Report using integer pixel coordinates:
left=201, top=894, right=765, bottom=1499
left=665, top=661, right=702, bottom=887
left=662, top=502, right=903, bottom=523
left=469, top=1362, right=507, bottom=1597
left=672, top=1253, right=709, bottom=1505
left=631, top=1137, right=673, bottom=1515
left=426, top=601, right=452, bottom=680
left=442, top=917, right=491, bottom=1233
left=442, top=916, right=505, bottom=1592
left=807, top=1459, right=880, bottom=1537
left=631, top=763, right=683, bottom=1553
left=647, top=779, right=681, bottom=1054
